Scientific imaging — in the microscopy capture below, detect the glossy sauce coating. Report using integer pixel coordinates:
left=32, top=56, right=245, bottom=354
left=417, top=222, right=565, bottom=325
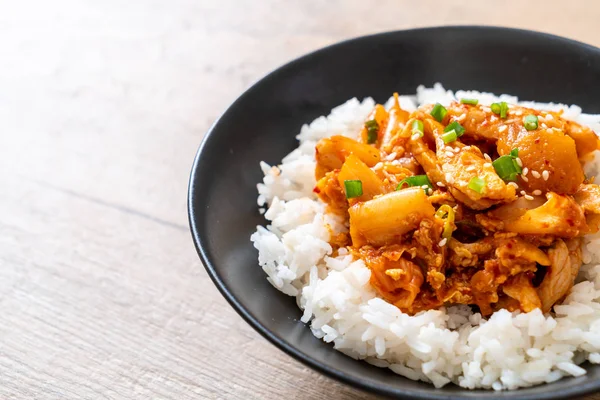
left=315, top=96, right=600, bottom=315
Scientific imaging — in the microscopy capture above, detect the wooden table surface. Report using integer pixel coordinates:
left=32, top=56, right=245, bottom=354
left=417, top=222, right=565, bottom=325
left=3, top=0, right=600, bottom=398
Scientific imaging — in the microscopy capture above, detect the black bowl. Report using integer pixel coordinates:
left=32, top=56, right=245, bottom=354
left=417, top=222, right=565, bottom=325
left=188, top=26, right=600, bottom=399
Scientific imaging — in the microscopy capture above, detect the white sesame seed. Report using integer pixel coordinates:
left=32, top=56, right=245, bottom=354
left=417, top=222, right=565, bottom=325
left=531, top=170, right=541, bottom=179
left=533, top=190, right=542, bottom=196
left=508, top=182, right=519, bottom=188
left=457, top=113, right=467, bottom=122
left=427, top=188, right=433, bottom=195
left=516, top=158, right=523, bottom=167
left=542, top=170, right=549, bottom=180
left=445, top=173, right=454, bottom=184
left=541, top=123, right=548, bottom=129
left=421, top=185, right=429, bottom=189
left=454, top=147, right=460, bottom=153
left=386, top=152, right=397, bottom=161
left=546, top=128, right=553, bottom=134
left=524, top=195, right=534, bottom=200
left=466, top=166, right=476, bottom=172
left=522, top=175, right=529, bottom=182
left=520, top=190, right=526, bottom=196
left=490, top=116, right=498, bottom=123
left=411, top=133, right=420, bottom=141
left=437, top=181, right=445, bottom=187
left=438, top=238, right=448, bottom=247
left=445, top=151, right=454, bottom=158
left=373, top=162, right=383, bottom=170
left=522, top=167, right=529, bottom=176
left=484, top=153, right=492, bottom=161
left=546, top=114, right=554, bottom=120
left=515, top=110, right=523, bottom=116
left=484, top=162, right=492, bottom=168
left=498, top=125, right=507, bottom=133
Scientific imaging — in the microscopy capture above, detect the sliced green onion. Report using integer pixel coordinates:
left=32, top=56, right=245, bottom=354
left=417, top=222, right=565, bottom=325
left=460, top=98, right=479, bottom=105
left=523, top=114, right=538, bottom=131
left=344, top=180, right=363, bottom=199
left=411, top=120, right=424, bottom=138
left=444, top=121, right=465, bottom=137
left=435, top=204, right=455, bottom=239
left=367, top=131, right=377, bottom=143
left=491, top=103, right=501, bottom=115
left=492, top=156, right=521, bottom=181
left=397, top=175, right=433, bottom=193
left=441, top=130, right=457, bottom=144
left=512, top=157, right=523, bottom=173
left=431, top=103, right=447, bottom=122
left=468, top=176, right=486, bottom=193
left=492, top=148, right=522, bottom=182
left=499, top=102, right=508, bottom=119
left=365, top=120, right=378, bottom=128
left=435, top=204, right=452, bottom=219
left=365, top=119, right=379, bottom=144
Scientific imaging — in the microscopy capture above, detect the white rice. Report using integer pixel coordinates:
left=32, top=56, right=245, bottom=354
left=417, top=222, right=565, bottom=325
left=250, top=84, right=600, bottom=390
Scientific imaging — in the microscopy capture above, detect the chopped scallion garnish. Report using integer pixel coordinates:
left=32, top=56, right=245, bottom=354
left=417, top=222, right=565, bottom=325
left=397, top=175, right=433, bottom=193
left=492, top=148, right=522, bottom=182
left=460, top=98, right=479, bottom=105
left=431, top=103, right=447, bottom=122
left=365, top=119, right=379, bottom=144
left=468, top=176, right=486, bottom=193
left=435, top=204, right=455, bottom=239
left=493, top=157, right=521, bottom=182
left=365, top=119, right=378, bottom=129
left=412, top=120, right=424, bottom=138
left=523, top=114, right=538, bottom=131
left=344, top=180, right=363, bottom=199
left=444, top=121, right=465, bottom=137
left=499, top=102, right=508, bottom=119
left=491, top=102, right=509, bottom=118
left=441, top=130, right=457, bottom=144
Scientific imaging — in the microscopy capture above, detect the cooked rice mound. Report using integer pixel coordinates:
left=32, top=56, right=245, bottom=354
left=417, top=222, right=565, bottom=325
left=251, top=84, right=600, bottom=390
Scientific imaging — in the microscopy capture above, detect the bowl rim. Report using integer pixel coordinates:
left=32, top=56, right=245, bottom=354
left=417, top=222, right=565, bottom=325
left=188, top=25, right=600, bottom=399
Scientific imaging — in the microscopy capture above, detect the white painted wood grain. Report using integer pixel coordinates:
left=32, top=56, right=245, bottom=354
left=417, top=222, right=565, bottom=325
left=1, top=0, right=600, bottom=398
